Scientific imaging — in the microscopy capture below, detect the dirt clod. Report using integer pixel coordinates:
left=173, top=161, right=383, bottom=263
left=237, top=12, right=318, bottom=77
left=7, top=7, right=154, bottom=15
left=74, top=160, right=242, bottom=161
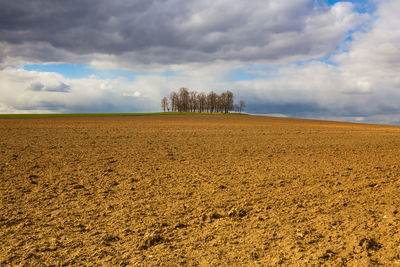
left=359, top=238, right=382, bottom=252
left=228, top=207, right=247, bottom=218
left=139, top=232, right=164, bottom=250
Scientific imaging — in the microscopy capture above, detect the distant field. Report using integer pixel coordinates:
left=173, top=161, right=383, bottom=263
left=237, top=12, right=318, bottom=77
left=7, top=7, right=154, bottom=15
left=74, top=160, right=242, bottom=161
left=0, top=112, right=247, bottom=119
left=1, top=115, right=400, bottom=265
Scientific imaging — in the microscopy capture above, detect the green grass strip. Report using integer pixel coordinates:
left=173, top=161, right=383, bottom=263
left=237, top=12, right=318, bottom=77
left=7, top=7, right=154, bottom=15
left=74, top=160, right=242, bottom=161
left=0, top=112, right=248, bottom=119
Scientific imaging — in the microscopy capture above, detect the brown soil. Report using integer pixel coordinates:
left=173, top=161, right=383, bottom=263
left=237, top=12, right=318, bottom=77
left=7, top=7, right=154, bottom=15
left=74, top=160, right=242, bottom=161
left=1, top=115, right=400, bottom=265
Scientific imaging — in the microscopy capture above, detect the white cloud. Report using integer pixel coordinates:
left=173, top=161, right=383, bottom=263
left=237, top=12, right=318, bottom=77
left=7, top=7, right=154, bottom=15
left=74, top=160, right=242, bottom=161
left=0, top=68, right=152, bottom=113
left=122, top=91, right=141, bottom=97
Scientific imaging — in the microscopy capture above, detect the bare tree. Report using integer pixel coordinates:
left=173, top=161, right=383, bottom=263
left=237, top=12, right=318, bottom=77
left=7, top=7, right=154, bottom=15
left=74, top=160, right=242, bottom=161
left=178, top=87, right=189, bottom=112
left=207, top=91, right=217, bottom=113
left=197, top=92, right=207, bottom=112
left=189, top=91, right=198, bottom=112
left=239, top=100, right=246, bottom=113
left=216, top=94, right=223, bottom=113
left=161, top=97, right=169, bottom=112
left=224, top=90, right=234, bottom=113
left=170, top=91, right=179, bottom=112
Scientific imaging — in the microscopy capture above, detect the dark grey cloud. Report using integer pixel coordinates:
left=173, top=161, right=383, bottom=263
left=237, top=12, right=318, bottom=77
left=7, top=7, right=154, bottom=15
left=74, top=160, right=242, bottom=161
left=21, top=95, right=151, bottom=114
left=0, top=0, right=365, bottom=65
left=27, top=82, right=44, bottom=92
left=246, top=100, right=329, bottom=117
left=26, top=81, right=70, bottom=92
left=244, top=95, right=400, bottom=119
left=247, top=100, right=368, bottom=118
left=46, top=82, right=70, bottom=92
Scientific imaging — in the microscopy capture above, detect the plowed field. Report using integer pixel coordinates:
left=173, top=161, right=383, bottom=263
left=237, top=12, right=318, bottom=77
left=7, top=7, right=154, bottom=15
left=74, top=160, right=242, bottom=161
left=1, top=115, right=400, bottom=265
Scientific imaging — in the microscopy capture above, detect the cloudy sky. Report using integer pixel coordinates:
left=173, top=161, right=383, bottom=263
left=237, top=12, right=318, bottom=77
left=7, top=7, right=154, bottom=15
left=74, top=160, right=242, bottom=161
left=0, top=0, right=399, bottom=124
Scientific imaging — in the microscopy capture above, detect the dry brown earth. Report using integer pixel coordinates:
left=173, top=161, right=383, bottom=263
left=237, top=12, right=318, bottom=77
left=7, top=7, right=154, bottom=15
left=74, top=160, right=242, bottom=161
left=1, top=114, right=400, bottom=265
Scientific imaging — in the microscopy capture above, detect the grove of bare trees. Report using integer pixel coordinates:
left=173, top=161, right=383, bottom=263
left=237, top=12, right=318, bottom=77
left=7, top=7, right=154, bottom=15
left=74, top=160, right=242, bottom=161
left=162, top=88, right=246, bottom=113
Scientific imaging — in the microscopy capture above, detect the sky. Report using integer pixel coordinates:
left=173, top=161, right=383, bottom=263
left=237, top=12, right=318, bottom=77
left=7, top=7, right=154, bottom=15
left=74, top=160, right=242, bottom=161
left=1, top=0, right=400, bottom=124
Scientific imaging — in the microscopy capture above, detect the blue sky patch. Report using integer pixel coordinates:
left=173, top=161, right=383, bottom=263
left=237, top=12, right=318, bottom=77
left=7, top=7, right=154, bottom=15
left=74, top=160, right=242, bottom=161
left=23, top=63, right=178, bottom=81
left=326, top=0, right=376, bottom=14
left=225, top=68, right=262, bottom=82
left=24, top=63, right=93, bottom=79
